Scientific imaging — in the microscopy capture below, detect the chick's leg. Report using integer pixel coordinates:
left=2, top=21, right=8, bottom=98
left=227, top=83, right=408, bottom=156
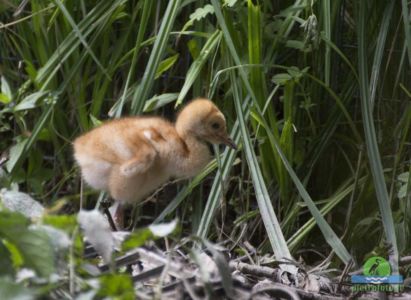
left=108, top=165, right=144, bottom=230
left=108, top=201, right=124, bottom=230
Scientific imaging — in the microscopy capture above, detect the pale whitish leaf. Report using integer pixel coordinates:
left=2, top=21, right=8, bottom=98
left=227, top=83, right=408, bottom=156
left=190, top=249, right=211, bottom=282
left=143, top=93, right=178, bottom=112
left=397, top=172, right=409, bottom=183
left=304, top=274, right=323, bottom=293
left=272, top=73, right=292, bottom=85
left=148, top=219, right=178, bottom=237
left=154, top=54, right=179, bottom=79
left=0, top=190, right=44, bottom=219
left=15, top=269, right=36, bottom=283
left=196, top=252, right=218, bottom=278
left=398, top=184, right=407, bottom=199
left=223, top=0, right=237, bottom=7
left=13, top=91, right=48, bottom=112
left=29, top=225, right=71, bottom=251
left=190, top=4, right=214, bottom=21
left=182, top=4, right=214, bottom=32
left=1, top=77, right=12, bottom=101
left=203, top=240, right=233, bottom=297
left=112, top=231, right=130, bottom=250
left=77, top=210, right=113, bottom=264
left=76, top=290, right=98, bottom=300
left=6, top=138, right=28, bottom=173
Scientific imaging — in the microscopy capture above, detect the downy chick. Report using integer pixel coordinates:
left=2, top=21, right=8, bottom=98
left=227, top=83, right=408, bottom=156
left=73, top=98, right=236, bottom=224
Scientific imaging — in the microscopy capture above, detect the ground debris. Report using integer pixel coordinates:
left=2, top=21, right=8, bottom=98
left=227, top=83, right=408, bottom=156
left=82, top=243, right=410, bottom=299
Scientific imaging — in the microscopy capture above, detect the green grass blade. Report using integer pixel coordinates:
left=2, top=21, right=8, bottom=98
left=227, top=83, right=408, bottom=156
left=356, top=0, right=399, bottom=273
left=176, top=30, right=222, bottom=106
left=131, top=0, right=182, bottom=114
left=52, top=0, right=109, bottom=79
left=36, top=1, right=120, bottom=86
left=401, top=0, right=411, bottom=65
left=369, top=1, right=394, bottom=110
left=322, top=0, right=331, bottom=85
left=155, top=159, right=218, bottom=223
left=252, top=109, right=353, bottom=264
left=230, top=70, right=294, bottom=266
left=196, top=96, right=249, bottom=239
left=287, top=177, right=365, bottom=251
left=212, top=0, right=352, bottom=264
left=9, top=94, right=57, bottom=174
left=113, top=0, right=153, bottom=118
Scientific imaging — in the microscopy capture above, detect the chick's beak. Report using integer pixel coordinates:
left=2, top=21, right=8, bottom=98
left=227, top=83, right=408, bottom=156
left=221, top=136, right=237, bottom=150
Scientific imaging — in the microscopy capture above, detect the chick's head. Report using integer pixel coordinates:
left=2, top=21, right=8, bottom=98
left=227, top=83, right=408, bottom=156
left=176, top=98, right=237, bottom=149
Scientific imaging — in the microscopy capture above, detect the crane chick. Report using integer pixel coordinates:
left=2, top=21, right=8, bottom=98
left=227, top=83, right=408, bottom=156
left=73, top=98, right=236, bottom=226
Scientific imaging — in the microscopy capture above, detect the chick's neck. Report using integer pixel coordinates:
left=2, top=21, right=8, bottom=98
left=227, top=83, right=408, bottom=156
left=174, top=129, right=212, bottom=178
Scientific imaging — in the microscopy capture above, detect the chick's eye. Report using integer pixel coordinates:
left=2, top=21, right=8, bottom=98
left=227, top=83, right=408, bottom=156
left=211, top=122, right=220, bottom=130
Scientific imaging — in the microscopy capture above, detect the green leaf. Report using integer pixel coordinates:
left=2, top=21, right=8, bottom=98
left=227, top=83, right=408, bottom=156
left=98, top=274, right=134, bottom=300
left=187, top=39, right=200, bottom=59
left=121, top=228, right=152, bottom=251
left=122, top=220, right=178, bottom=251
left=13, top=91, right=48, bottom=112
left=0, top=280, right=35, bottom=300
left=1, top=77, right=12, bottom=101
left=3, top=240, right=24, bottom=269
left=154, top=54, right=179, bottom=79
left=285, top=39, right=306, bottom=50
left=6, top=138, right=28, bottom=173
left=0, top=241, right=15, bottom=277
left=0, top=93, right=11, bottom=104
left=0, top=211, right=55, bottom=277
left=143, top=93, right=178, bottom=112
left=89, top=114, right=102, bottom=127
left=42, top=215, right=77, bottom=233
